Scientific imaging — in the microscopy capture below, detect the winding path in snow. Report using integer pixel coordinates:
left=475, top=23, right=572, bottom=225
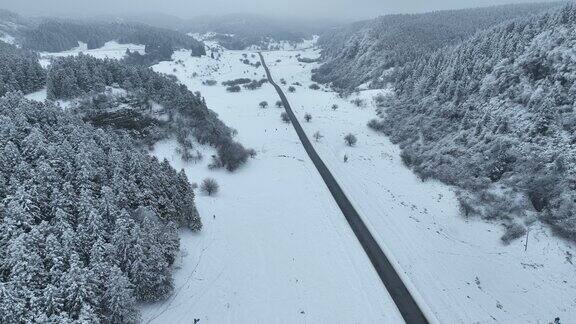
left=258, top=52, right=429, bottom=324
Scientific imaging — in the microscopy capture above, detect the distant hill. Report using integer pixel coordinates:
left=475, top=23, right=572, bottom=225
left=20, top=20, right=205, bottom=56
left=112, top=13, right=337, bottom=50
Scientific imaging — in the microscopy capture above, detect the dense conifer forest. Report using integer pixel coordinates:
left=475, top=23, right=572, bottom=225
left=0, top=41, right=45, bottom=96
left=313, top=3, right=558, bottom=91
left=366, top=4, right=576, bottom=241
left=0, top=94, right=200, bottom=322
left=21, top=20, right=205, bottom=58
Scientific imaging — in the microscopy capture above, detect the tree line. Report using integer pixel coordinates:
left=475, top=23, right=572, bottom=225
left=21, top=20, right=205, bottom=55
left=46, top=54, right=250, bottom=171
left=0, top=41, right=45, bottom=96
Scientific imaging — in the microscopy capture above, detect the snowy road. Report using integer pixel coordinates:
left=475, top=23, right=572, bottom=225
left=261, top=48, right=576, bottom=323
left=258, top=52, right=428, bottom=324
left=140, top=46, right=405, bottom=323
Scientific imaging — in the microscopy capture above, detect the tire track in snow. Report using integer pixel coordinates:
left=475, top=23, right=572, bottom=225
left=259, top=52, right=429, bottom=324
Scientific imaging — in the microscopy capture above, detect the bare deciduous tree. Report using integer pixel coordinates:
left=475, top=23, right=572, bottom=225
left=313, top=131, right=323, bottom=142
left=201, top=178, right=219, bottom=196
left=344, top=133, right=357, bottom=146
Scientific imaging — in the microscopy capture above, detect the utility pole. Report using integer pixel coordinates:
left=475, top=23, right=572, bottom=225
left=524, top=227, right=530, bottom=252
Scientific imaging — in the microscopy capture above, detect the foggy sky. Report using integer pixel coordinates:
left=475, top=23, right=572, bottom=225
left=1, top=0, right=560, bottom=20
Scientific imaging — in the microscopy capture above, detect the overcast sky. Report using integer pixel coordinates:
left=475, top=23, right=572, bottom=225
left=1, top=0, right=559, bottom=20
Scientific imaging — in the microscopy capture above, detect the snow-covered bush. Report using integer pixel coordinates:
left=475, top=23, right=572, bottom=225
left=203, top=79, right=217, bottom=86
left=222, top=78, right=251, bottom=87
left=244, top=79, right=268, bottom=90
left=351, top=98, right=365, bottom=107
left=201, top=178, right=219, bottom=196
left=344, top=133, right=357, bottom=146
left=226, top=85, right=241, bottom=92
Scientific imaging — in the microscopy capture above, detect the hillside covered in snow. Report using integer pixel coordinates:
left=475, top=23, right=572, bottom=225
left=369, top=4, right=576, bottom=243
left=313, top=2, right=559, bottom=91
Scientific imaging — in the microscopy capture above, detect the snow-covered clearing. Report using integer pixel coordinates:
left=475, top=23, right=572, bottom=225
left=38, top=41, right=145, bottom=66
left=0, top=32, right=16, bottom=45
left=24, top=88, right=47, bottom=102
left=140, top=47, right=403, bottom=323
left=260, top=48, right=576, bottom=323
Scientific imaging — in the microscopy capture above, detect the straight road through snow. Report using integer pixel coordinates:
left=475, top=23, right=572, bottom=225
left=258, top=52, right=429, bottom=324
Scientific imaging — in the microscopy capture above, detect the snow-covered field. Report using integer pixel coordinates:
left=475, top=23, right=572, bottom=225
left=140, top=48, right=404, bottom=323
left=261, top=49, right=576, bottom=323
left=0, top=32, right=16, bottom=45
left=38, top=41, right=145, bottom=67
left=146, top=43, right=575, bottom=323
left=33, top=37, right=576, bottom=323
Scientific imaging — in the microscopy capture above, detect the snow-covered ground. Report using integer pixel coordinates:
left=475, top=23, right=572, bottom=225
left=24, top=88, right=47, bottom=102
left=147, top=43, right=575, bottom=323
left=34, top=37, right=575, bottom=323
left=0, top=32, right=16, bottom=45
left=38, top=41, right=145, bottom=67
left=190, top=32, right=318, bottom=51
left=261, top=49, right=576, bottom=323
left=140, top=48, right=404, bottom=323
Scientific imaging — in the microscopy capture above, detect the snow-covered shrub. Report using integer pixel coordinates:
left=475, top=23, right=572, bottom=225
left=201, top=178, right=219, bottom=196
left=244, top=79, right=268, bottom=90
left=351, top=98, right=365, bottom=107
left=222, top=78, right=252, bottom=87
left=217, top=142, right=249, bottom=171
left=501, top=223, right=527, bottom=244
left=247, top=148, right=258, bottom=158
left=226, top=85, right=241, bottom=92
left=203, top=79, right=217, bottom=86
left=344, top=133, right=357, bottom=146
